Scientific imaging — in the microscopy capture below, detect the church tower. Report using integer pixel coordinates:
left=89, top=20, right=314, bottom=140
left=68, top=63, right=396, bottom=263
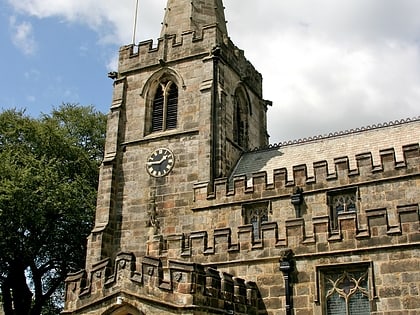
left=83, top=0, right=268, bottom=264
left=82, top=0, right=268, bottom=269
left=64, top=0, right=268, bottom=314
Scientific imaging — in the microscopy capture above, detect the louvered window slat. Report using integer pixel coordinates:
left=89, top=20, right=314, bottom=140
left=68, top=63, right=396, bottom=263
left=151, top=81, right=178, bottom=133
left=152, top=87, right=164, bottom=132
left=166, top=84, right=178, bottom=130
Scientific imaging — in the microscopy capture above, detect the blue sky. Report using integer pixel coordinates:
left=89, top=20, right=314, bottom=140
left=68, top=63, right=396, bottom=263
left=2, top=0, right=420, bottom=143
left=0, top=2, right=116, bottom=117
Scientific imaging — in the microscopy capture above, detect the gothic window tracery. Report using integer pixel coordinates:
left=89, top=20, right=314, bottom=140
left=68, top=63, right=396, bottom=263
left=324, top=269, right=370, bottom=315
left=327, top=188, right=358, bottom=230
left=243, top=202, right=269, bottom=240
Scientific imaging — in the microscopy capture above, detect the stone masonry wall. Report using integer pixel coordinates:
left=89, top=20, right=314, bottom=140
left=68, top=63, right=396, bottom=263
left=144, top=141, right=420, bottom=315
left=79, top=117, right=419, bottom=315
left=64, top=254, right=261, bottom=315
left=70, top=137, right=419, bottom=315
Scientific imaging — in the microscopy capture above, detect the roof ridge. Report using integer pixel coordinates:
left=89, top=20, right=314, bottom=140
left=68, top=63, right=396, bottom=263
left=248, top=116, right=420, bottom=153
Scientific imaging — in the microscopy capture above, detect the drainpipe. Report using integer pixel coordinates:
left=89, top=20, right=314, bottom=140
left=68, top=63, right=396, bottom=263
left=280, top=256, right=294, bottom=315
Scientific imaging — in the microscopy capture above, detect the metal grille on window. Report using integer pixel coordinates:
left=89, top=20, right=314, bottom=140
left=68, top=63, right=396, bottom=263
left=324, top=269, right=370, bottom=315
left=151, top=81, right=178, bottom=132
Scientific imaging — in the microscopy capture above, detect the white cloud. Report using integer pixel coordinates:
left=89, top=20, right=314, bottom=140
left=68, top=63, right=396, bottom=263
left=7, top=0, right=166, bottom=45
left=9, top=16, right=37, bottom=55
left=6, top=0, right=420, bottom=142
left=225, top=0, right=420, bottom=141
left=106, top=53, right=119, bottom=72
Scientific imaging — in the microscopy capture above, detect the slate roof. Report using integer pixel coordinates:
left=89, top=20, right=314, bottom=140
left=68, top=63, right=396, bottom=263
left=230, top=117, right=420, bottom=185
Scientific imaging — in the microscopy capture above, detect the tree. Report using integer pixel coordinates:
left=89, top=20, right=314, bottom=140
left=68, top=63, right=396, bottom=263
left=0, top=104, right=107, bottom=315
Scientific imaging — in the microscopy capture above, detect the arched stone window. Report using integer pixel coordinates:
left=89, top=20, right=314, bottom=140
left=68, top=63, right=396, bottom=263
left=316, top=262, right=374, bottom=315
left=324, top=269, right=370, bottom=315
left=233, top=87, right=249, bottom=149
left=151, top=79, right=178, bottom=132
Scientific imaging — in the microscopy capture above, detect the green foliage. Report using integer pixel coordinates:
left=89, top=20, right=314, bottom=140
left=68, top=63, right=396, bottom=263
left=0, top=104, right=107, bottom=315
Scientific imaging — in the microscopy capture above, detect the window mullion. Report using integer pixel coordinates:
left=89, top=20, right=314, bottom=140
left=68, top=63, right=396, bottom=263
left=162, top=83, right=168, bottom=131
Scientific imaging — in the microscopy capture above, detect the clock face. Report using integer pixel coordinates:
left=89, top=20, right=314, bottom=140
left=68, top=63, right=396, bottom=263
left=146, top=148, right=175, bottom=177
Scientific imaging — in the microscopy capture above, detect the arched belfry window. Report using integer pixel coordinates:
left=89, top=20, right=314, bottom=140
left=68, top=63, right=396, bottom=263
left=233, top=88, right=249, bottom=149
left=151, top=80, right=178, bottom=132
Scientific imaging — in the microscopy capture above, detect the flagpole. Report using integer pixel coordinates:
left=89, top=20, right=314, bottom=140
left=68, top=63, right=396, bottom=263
left=132, top=0, right=139, bottom=44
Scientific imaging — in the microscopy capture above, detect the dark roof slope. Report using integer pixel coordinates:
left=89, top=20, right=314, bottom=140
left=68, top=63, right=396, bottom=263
left=230, top=117, right=420, bottom=185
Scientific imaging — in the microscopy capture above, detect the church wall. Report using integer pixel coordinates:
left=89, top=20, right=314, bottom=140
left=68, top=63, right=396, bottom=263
left=120, top=57, right=213, bottom=144
left=115, top=135, right=201, bottom=261
left=151, top=135, right=419, bottom=315
left=163, top=167, right=419, bottom=264
left=210, top=248, right=419, bottom=315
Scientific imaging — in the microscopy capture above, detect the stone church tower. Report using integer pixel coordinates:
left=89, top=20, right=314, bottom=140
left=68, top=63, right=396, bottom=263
left=64, top=0, right=420, bottom=314
left=85, top=0, right=268, bottom=268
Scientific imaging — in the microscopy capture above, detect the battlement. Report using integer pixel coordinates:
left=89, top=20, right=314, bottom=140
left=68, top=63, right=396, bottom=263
left=179, top=142, right=420, bottom=264
left=118, top=24, right=220, bottom=73
left=193, top=143, right=420, bottom=205
left=148, top=204, right=419, bottom=263
left=117, top=24, right=262, bottom=95
left=64, top=254, right=260, bottom=314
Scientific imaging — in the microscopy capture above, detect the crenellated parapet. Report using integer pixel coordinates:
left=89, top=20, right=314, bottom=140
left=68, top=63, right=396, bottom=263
left=147, top=204, right=419, bottom=262
left=64, top=253, right=259, bottom=314
left=179, top=142, right=420, bottom=263
left=193, top=143, right=420, bottom=205
left=118, top=25, right=219, bottom=73
left=117, top=24, right=262, bottom=96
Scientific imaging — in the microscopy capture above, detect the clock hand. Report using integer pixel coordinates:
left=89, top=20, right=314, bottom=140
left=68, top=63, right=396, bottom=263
left=147, top=155, right=168, bottom=165
left=148, top=159, right=163, bottom=165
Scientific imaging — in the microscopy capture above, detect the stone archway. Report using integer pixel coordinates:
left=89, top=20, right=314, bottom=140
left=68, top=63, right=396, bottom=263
left=102, top=303, right=143, bottom=315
